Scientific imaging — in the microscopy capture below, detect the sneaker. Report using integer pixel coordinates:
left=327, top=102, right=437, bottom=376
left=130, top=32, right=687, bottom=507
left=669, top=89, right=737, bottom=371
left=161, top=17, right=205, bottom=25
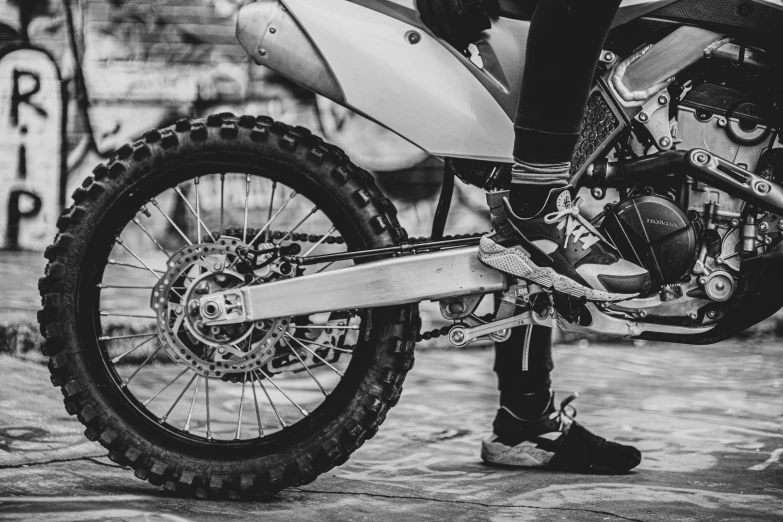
left=478, top=186, right=651, bottom=302
left=481, top=391, right=642, bottom=473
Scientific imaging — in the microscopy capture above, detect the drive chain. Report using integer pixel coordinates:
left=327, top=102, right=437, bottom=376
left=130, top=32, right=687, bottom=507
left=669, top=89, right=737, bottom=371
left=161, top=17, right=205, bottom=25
left=222, top=228, right=488, bottom=245
left=415, top=312, right=495, bottom=343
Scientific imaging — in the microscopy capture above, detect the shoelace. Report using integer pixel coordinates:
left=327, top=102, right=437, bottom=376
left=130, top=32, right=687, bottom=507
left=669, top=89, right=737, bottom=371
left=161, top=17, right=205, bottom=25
left=543, top=199, right=602, bottom=250
left=549, top=392, right=579, bottom=431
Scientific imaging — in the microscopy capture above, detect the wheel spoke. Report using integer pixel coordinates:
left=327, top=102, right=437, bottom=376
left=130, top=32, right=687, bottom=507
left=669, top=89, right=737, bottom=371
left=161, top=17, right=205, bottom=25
left=175, top=185, right=212, bottom=241
left=107, top=259, right=164, bottom=275
left=123, top=342, right=163, bottom=386
left=302, top=227, right=336, bottom=257
left=205, top=377, right=213, bottom=439
left=151, top=197, right=192, bottom=246
left=256, top=368, right=308, bottom=417
left=284, top=340, right=328, bottom=396
left=100, top=332, right=156, bottom=341
left=115, top=239, right=164, bottom=279
left=183, top=377, right=201, bottom=432
left=243, top=174, right=251, bottom=244
left=161, top=372, right=198, bottom=422
left=276, top=206, right=319, bottom=245
left=219, top=173, right=226, bottom=236
left=287, top=336, right=353, bottom=354
left=235, top=374, right=247, bottom=439
left=286, top=335, right=344, bottom=377
left=132, top=217, right=171, bottom=258
left=250, top=377, right=265, bottom=437
left=101, top=311, right=157, bottom=319
left=98, top=284, right=155, bottom=290
left=143, top=367, right=189, bottom=406
left=110, top=334, right=157, bottom=364
left=255, top=373, right=287, bottom=427
left=265, top=181, right=277, bottom=243
left=249, top=191, right=297, bottom=246
left=195, top=177, right=206, bottom=243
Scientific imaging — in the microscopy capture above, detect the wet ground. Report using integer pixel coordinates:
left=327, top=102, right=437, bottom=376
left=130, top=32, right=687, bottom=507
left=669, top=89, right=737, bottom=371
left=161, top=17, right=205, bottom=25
left=1, top=340, right=782, bottom=521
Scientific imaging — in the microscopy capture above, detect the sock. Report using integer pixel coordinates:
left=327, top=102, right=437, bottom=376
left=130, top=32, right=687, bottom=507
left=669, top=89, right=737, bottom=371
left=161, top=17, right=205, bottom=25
left=500, top=389, right=553, bottom=420
left=510, top=183, right=556, bottom=218
left=507, top=159, right=571, bottom=218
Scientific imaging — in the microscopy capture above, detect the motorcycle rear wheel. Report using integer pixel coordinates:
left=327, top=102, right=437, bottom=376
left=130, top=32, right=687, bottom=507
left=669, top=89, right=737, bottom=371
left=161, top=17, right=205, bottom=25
left=38, top=113, right=418, bottom=499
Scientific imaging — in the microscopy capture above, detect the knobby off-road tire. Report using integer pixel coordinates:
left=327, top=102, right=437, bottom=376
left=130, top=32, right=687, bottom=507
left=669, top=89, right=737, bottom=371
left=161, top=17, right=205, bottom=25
left=38, top=113, right=419, bottom=499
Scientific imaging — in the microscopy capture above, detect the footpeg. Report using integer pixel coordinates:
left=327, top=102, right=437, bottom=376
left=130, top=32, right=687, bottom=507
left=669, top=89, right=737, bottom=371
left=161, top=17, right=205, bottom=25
left=447, top=311, right=553, bottom=347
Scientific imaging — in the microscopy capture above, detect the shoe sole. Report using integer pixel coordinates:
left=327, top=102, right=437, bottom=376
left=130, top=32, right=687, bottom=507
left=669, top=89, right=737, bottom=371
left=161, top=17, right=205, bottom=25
left=481, top=438, right=555, bottom=467
left=478, top=236, right=637, bottom=303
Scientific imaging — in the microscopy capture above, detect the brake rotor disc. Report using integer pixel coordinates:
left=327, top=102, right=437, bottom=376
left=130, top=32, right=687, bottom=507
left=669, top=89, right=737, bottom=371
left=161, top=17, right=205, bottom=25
left=151, top=237, right=288, bottom=378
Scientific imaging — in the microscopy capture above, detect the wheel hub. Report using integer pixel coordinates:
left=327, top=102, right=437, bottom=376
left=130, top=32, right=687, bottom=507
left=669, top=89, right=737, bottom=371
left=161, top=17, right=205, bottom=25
left=151, top=238, right=289, bottom=377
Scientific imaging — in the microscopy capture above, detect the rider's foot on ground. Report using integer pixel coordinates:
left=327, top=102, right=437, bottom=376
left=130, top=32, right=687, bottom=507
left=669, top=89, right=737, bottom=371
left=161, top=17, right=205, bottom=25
left=478, top=186, right=651, bottom=302
left=481, top=390, right=642, bottom=473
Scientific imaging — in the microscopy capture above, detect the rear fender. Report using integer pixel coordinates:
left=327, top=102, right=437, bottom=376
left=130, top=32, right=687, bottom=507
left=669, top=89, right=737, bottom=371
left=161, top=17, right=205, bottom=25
left=237, top=0, right=522, bottom=161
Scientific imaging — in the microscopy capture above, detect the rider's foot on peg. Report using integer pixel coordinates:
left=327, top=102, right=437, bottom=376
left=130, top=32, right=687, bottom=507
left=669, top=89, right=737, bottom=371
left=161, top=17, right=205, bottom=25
left=478, top=186, right=651, bottom=302
left=481, top=390, right=642, bottom=473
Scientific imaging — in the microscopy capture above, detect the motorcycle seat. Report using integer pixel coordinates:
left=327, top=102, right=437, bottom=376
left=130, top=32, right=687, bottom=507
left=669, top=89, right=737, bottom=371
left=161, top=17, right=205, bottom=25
left=497, top=0, right=535, bottom=20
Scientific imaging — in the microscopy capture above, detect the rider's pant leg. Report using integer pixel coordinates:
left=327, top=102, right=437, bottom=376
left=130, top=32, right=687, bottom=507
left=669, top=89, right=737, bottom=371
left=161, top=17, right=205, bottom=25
left=511, top=0, right=622, bottom=216
left=494, top=325, right=553, bottom=417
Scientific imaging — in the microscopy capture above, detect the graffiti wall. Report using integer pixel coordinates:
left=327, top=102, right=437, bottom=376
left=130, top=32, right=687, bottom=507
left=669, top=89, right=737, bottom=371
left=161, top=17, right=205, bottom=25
left=0, top=0, right=489, bottom=254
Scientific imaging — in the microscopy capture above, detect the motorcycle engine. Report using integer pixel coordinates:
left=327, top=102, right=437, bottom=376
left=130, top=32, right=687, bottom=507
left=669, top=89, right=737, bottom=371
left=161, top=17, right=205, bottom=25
left=599, top=76, right=777, bottom=307
left=601, top=195, right=697, bottom=287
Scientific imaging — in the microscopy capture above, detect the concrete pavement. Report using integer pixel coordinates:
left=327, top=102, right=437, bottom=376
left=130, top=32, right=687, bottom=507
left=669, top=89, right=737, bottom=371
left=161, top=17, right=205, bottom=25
left=1, top=341, right=782, bottom=521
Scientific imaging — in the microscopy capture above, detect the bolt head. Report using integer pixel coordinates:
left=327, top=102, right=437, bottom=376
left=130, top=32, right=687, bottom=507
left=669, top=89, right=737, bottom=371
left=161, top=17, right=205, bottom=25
left=688, top=311, right=698, bottom=320
left=638, top=111, right=649, bottom=122
left=269, top=27, right=276, bottom=33
left=731, top=218, right=740, bottom=228
left=715, top=281, right=726, bottom=291
left=694, top=152, right=710, bottom=164
left=699, top=277, right=708, bottom=285
left=405, top=30, right=421, bottom=44
left=658, top=95, right=669, bottom=105
left=604, top=51, right=615, bottom=62
left=258, top=47, right=267, bottom=57
left=759, top=222, right=770, bottom=232
left=451, top=330, right=465, bottom=342
left=707, top=309, right=719, bottom=319
left=717, top=117, right=728, bottom=128
left=659, top=136, right=672, bottom=148
left=757, top=182, right=771, bottom=194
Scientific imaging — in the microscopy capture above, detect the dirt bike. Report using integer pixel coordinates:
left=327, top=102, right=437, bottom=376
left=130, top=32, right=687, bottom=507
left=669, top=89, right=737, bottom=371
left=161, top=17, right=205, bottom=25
left=38, top=0, right=783, bottom=499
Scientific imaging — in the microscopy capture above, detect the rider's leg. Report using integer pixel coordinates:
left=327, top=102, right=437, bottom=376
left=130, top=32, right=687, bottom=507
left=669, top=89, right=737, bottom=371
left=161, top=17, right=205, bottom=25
left=478, top=0, right=651, bottom=302
left=494, top=325, right=553, bottom=418
left=512, top=0, right=621, bottom=217
left=484, top=326, right=641, bottom=472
